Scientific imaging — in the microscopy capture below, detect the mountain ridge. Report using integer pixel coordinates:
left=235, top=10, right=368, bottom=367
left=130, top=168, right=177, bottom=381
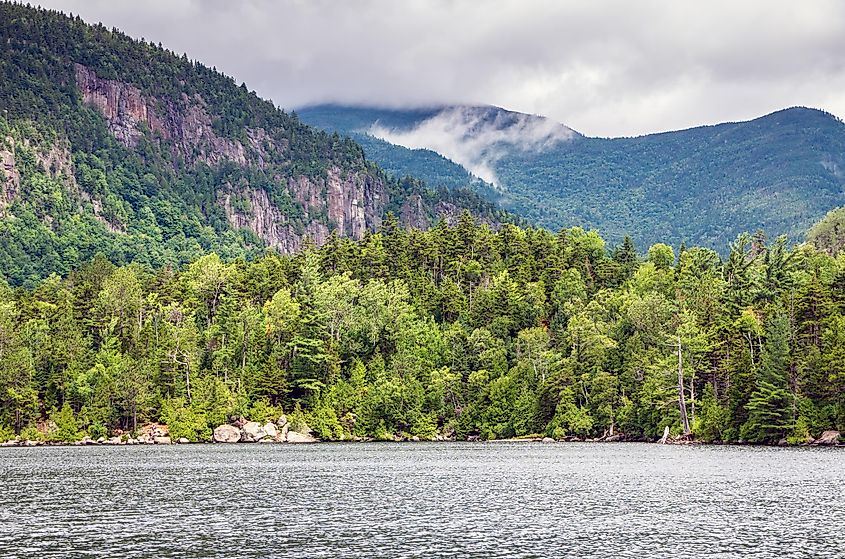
left=298, top=103, right=845, bottom=250
left=0, top=3, right=508, bottom=285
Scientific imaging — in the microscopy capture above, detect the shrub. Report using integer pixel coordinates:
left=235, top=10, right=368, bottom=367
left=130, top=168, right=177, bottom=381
left=161, top=398, right=211, bottom=442
left=49, top=403, right=81, bottom=442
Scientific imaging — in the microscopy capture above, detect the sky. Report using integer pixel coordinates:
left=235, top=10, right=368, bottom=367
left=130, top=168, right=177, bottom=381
left=32, top=0, right=845, bottom=137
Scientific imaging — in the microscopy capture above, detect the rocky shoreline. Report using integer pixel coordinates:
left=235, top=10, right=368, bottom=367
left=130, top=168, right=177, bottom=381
left=1, top=422, right=841, bottom=449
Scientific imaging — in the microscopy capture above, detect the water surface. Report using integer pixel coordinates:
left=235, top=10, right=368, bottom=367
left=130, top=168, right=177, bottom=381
left=0, top=442, right=842, bottom=558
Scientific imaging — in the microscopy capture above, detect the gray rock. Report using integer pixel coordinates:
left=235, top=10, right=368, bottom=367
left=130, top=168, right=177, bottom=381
left=153, top=436, right=172, bottom=445
left=286, top=430, right=318, bottom=443
left=241, top=421, right=268, bottom=442
left=813, top=430, right=840, bottom=445
left=276, top=424, right=289, bottom=442
left=276, top=414, right=288, bottom=428
left=177, top=437, right=190, bottom=444
left=541, top=437, right=555, bottom=443
left=263, top=422, right=278, bottom=440
left=213, top=424, right=242, bottom=443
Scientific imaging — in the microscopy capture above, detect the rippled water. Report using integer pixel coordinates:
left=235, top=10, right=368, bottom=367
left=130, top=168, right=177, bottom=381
left=0, top=442, right=843, bottom=558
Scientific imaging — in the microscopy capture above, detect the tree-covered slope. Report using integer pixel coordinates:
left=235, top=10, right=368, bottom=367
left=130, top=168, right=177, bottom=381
left=2, top=216, right=843, bottom=445
left=298, top=104, right=484, bottom=191
left=299, top=104, right=845, bottom=251
left=0, top=3, right=507, bottom=286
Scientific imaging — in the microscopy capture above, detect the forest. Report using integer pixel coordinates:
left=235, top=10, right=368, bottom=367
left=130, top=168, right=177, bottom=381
left=1, top=214, right=843, bottom=445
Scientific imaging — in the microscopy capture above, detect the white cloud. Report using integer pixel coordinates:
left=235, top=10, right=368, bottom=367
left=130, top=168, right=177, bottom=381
left=368, top=106, right=576, bottom=185
left=33, top=0, right=845, bottom=136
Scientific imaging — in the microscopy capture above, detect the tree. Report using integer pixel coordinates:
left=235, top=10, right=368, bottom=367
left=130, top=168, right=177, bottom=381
left=741, top=312, right=795, bottom=443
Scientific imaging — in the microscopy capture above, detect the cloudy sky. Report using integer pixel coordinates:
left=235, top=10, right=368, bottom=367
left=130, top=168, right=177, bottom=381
left=33, top=0, right=845, bottom=137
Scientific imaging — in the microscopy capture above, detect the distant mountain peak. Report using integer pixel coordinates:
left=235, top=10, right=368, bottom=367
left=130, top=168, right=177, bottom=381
left=366, top=105, right=577, bottom=186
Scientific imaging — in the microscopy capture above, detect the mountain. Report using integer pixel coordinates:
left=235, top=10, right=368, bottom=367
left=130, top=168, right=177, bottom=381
left=298, top=104, right=845, bottom=250
left=0, top=4, right=507, bottom=286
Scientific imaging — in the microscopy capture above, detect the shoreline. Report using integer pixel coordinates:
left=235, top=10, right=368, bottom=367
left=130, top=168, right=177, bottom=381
left=2, top=437, right=842, bottom=449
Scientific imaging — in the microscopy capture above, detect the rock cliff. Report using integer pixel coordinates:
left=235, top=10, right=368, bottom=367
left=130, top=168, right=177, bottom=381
left=74, top=63, right=389, bottom=251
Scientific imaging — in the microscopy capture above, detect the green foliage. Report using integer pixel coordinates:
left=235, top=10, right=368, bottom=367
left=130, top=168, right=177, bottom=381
left=161, top=398, right=212, bottom=442
left=48, top=403, right=82, bottom=442
left=0, top=187, right=843, bottom=444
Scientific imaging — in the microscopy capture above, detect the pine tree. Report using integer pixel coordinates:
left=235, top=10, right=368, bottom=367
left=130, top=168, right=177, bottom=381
left=741, top=311, right=794, bottom=443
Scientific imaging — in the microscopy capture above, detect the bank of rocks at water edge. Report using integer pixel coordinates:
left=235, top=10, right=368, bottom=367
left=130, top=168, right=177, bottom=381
left=0, top=415, right=318, bottom=447
left=1, top=426, right=842, bottom=448
left=211, top=415, right=317, bottom=444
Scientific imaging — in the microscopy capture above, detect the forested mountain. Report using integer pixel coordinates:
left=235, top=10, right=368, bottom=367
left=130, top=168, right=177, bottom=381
left=0, top=3, right=507, bottom=286
left=1, top=215, right=843, bottom=445
left=299, top=104, right=845, bottom=250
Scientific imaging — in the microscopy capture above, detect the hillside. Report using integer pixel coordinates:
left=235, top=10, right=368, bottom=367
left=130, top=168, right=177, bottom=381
left=0, top=4, right=506, bottom=286
left=299, top=104, right=845, bottom=250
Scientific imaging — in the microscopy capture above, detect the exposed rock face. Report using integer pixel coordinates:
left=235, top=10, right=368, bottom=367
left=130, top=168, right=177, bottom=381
left=286, top=431, right=318, bottom=444
left=221, top=187, right=330, bottom=253
left=263, top=422, right=278, bottom=441
left=813, top=430, right=840, bottom=445
left=400, top=194, right=429, bottom=230
left=75, top=63, right=391, bottom=254
left=74, top=63, right=255, bottom=166
left=0, top=145, right=18, bottom=215
left=213, top=424, right=241, bottom=443
left=241, top=421, right=269, bottom=442
left=326, top=167, right=383, bottom=238
left=220, top=165, right=387, bottom=253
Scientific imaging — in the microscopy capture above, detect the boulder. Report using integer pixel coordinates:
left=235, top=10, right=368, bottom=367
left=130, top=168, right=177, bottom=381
left=153, top=436, right=172, bottom=445
left=213, top=424, right=242, bottom=443
left=177, top=437, right=190, bottom=444
left=275, top=424, right=289, bottom=442
left=259, top=438, right=276, bottom=444
left=286, top=430, right=318, bottom=443
left=241, top=421, right=269, bottom=442
left=541, top=437, right=555, bottom=443
left=276, top=415, right=288, bottom=428
left=263, top=422, right=278, bottom=440
left=107, top=436, right=123, bottom=445
left=813, top=430, right=840, bottom=446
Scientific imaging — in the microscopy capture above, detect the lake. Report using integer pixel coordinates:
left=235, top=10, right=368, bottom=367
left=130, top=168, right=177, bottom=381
left=0, top=442, right=842, bottom=558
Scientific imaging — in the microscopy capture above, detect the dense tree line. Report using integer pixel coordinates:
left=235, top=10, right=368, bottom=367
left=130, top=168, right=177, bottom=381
left=1, top=214, right=843, bottom=444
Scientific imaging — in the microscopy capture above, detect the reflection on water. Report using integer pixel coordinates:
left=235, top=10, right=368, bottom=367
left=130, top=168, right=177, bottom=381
left=0, top=442, right=842, bottom=558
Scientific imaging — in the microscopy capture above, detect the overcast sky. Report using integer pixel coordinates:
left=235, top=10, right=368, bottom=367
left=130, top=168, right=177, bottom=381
left=32, top=0, right=845, bottom=137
